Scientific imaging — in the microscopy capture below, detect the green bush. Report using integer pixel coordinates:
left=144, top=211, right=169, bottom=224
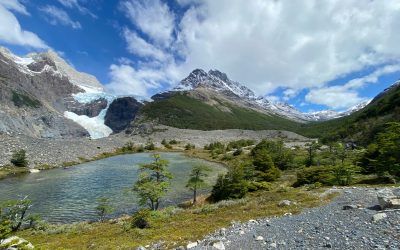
left=247, top=181, right=272, bottom=192
left=10, top=149, right=28, bottom=167
left=144, top=142, right=155, bottom=150
left=131, top=209, right=151, bottom=229
left=184, top=144, right=195, bottom=150
left=210, top=166, right=248, bottom=201
left=233, top=148, right=242, bottom=156
left=252, top=140, right=295, bottom=170
left=226, top=139, right=255, bottom=150
left=169, top=139, right=178, bottom=145
left=294, top=166, right=336, bottom=187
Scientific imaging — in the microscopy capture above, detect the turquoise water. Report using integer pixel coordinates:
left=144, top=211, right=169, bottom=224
left=0, top=153, right=226, bottom=223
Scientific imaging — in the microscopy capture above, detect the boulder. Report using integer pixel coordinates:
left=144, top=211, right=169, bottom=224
left=372, top=213, right=387, bottom=222
left=212, top=241, right=225, bottom=250
left=0, top=236, right=34, bottom=249
left=278, top=200, right=292, bottom=207
left=104, top=97, right=142, bottom=133
left=187, top=241, right=198, bottom=249
left=377, top=189, right=400, bottom=209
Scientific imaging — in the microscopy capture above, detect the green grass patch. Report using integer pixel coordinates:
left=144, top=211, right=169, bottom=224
left=11, top=91, right=41, bottom=108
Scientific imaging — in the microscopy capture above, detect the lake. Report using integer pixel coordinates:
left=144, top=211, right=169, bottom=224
left=0, top=152, right=226, bottom=223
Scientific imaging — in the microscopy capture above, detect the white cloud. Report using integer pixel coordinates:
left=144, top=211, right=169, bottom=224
left=107, top=64, right=166, bottom=99
left=113, top=0, right=400, bottom=109
left=40, top=5, right=82, bottom=29
left=305, top=87, right=366, bottom=110
left=57, top=0, right=97, bottom=18
left=0, top=0, right=47, bottom=48
left=120, top=0, right=175, bottom=47
left=0, top=0, right=28, bottom=15
left=123, top=28, right=168, bottom=61
left=305, top=64, right=400, bottom=109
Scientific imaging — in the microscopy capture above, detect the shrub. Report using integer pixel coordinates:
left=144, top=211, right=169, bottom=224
left=247, top=181, right=272, bottom=192
left=210, top=165, right=248, bottom=201
left=10, top=149, right=28, bottom=167
left=131, top=209, right=151, bottom=229
left=233, top=148, right=242, bottom=156
left=144, top=142, right=155, bottom=150
left=204, top=142, right=225, bottom=151
left=294, top=166, right=336, bottom=187
left=252, top=139, right=295, bottom=170
left=226, top=139, right=255, bottom=151
left=136, top=146, right=145, bottom=152
left=184, top=144, right=195, bottom=150
left=169, top=139, right=178, bottom=145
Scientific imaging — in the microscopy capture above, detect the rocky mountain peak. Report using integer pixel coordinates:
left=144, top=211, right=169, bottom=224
left=209, top=69, right=229, bottom=82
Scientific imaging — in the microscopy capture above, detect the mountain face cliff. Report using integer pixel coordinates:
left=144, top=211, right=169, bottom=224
left=0, top=47, right=113, bottom=138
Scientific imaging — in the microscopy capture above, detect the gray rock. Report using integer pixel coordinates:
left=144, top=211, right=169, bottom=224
left=278, top=200, right=292, bottom=207
left=343, top=204, right=358, bottom=210
left=0, top=236, right=34, bottom=249
left=187, top=241, right=198, bottom=249
left=372, top=213, right=387, bottom=222
left=212, top=241, right=225, bottom=250
left=255, top=236, right=264, bottom=241
left=377, top=189, right=400, bottom=209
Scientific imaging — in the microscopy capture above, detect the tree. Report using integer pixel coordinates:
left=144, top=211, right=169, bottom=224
left=10, top=149, right=28, bottom=167
left=251, top=140, right=294, bottom=170
left=133, top=154, right=173, bottom=210
left=0, top=197, right=34, bottom=233
left=96, top=197, right=114, bottom=222
left=210, top=165, right=248, bottom=201
left=252, top=148, right=281, bottom=181
left=304, top=142, right=320, bottom=167
left=360, top=122, right=400, bottom=177
left=186, top=164, right=212, bottom=204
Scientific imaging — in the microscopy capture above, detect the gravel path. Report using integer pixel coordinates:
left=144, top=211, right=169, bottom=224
left=192, top=187, right=400, bottom=250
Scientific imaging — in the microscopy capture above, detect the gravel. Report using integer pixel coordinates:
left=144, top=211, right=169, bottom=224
left=192, top=187, right=400, bottom=250
left=0, top=125, right=312, bottom=168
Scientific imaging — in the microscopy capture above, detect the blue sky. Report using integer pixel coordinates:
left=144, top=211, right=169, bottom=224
left=1, top=0, right=400, bottom=112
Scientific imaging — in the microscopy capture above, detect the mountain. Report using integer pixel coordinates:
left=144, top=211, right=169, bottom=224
left=173, top=69, right=367, bottom=122
left=0, top=47, right=116, bottom=138
left=300, top=80, right=400, bottom=144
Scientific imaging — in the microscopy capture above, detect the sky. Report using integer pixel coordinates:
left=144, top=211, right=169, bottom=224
left=0, top=0, right=400, bottom=112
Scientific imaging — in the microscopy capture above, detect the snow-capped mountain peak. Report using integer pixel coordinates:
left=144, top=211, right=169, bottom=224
left=174, top=69, right=370, bottom=122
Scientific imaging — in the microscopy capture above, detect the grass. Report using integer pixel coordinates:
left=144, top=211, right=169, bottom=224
left=11, top=90, right=41, bottom=108
left=18, top=187, right=337, bottom=249
left=0, top=165, right=30, bottom=179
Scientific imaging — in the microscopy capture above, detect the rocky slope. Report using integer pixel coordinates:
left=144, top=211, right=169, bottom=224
left=0, top=47, right=117, bottom=139
left=192, top=187, right=400, bottom=250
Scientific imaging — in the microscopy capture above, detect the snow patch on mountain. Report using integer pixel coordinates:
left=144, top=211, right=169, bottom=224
left=174, top=69, right=370, bottom=122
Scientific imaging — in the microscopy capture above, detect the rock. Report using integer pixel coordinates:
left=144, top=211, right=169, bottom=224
left=219, top=228, right=227, bottom=236
left=372, top=213, right=387, bottom=222
left=175, top=247, right=185, bottom=250
left=377, top=189, right=400, bottom=209
left=324, top=243, right=332, bottom=248
left=342, top=204, right=358, bottom=210
left=104, top=97, right=143, bottom=133
left=278, top=200, right=292, bottom=207
left=186, top=241, right=198, bottom=249
left=270, top=242, right=277, bottom=248
left=212, top=241, right=225, bottom=250
left=0, top=236, right=34, bottom=249
left=239, top=230, right=245, bottom=235
left=255, top=236, right=264, bottom=241
left=136, top=246, right=146, bottom=250
left=248, top=219, right=258, bottom=224
left=29, top=169, right=40, bottom=173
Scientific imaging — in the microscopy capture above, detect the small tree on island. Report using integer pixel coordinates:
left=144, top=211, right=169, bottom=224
left=186, top=164, right=212, bottom=204
left=96, top=197, right=114, bottom=222
left=133, top=154, right=173, bottom=211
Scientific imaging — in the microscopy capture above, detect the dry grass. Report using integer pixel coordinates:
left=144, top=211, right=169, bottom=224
left=18, top=187, right=338, bottom=250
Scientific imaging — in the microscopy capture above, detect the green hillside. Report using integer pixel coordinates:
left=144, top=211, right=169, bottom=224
left=140, top=84, right=400, bottom=144
left=140, top=92, right=301, bottom=132
left=299, top=83, right=400, bottom=144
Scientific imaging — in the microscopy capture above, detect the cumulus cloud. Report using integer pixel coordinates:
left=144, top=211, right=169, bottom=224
left=123, top=28, right=168, bottom=62
left=57, top=0, right=97, bottom=18
left=0, top=0, right=47, bottom=48
left=40, top=5, right=82, bottom=29
left=306, top=64, right=400, bottom=109
left=120, top=0, right=175, bottom=48
left=107, top=64, right=171, bottom=99
left=111, top=0, right=400, bottom=105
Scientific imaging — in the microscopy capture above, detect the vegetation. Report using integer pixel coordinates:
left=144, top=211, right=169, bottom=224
left=186, top=165, right=212, bottom=204
left=0, top=197, right=39, bottom=240
left=133, top=154, right=173, bottom=210
left=11, top=91, right=41, bottom=108
left=95, top=197, right=114, bottom=222
left=359, top=122, right=400, bottom=178
left=141, top=93, right=300, bottom=131
left=10, top=149, right=28, bottom=167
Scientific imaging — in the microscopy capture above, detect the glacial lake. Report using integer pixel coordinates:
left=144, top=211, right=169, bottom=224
left=0, top=152, right=226, bottom=223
